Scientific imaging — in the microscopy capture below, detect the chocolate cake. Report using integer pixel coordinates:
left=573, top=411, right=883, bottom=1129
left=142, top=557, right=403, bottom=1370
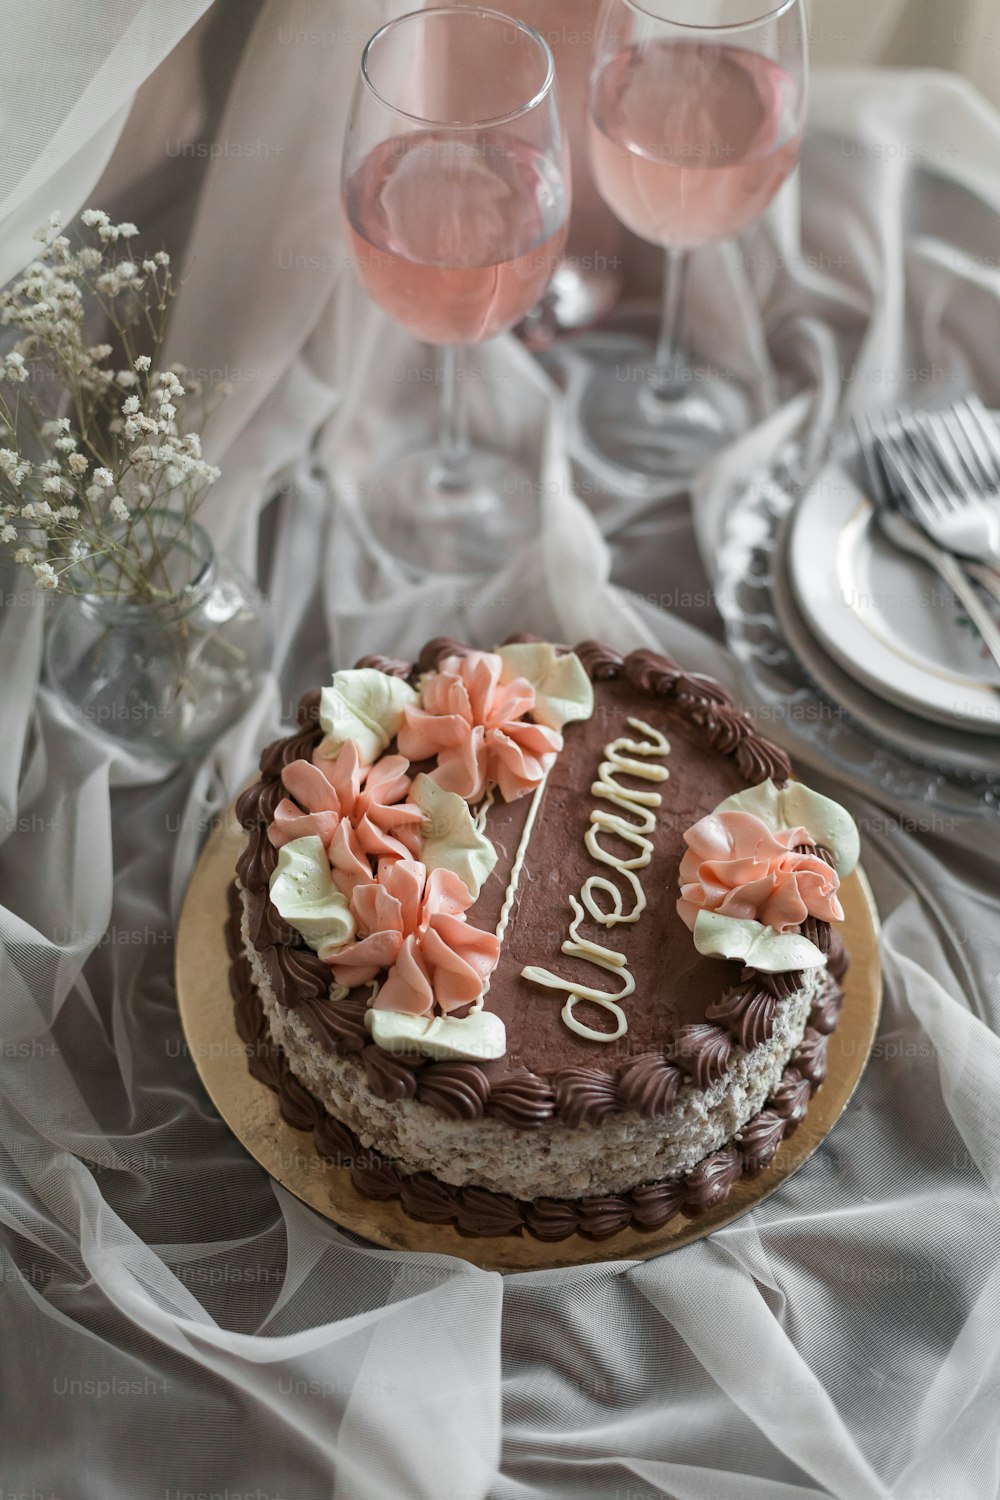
left=229, top=637, right=857, bottom=1240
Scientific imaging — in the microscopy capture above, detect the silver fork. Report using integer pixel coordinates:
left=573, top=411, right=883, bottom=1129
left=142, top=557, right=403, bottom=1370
left=884, top=399, right=1000, bottom=556
left=854, top=414, right=1000, bottom=679
left=864, top=404, right=1000, bottom=604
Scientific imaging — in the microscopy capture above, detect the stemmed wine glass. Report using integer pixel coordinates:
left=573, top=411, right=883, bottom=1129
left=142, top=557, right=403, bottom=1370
left=577, top=0, right=808, bottom=489
left=341, top=6, right=570, bottom=573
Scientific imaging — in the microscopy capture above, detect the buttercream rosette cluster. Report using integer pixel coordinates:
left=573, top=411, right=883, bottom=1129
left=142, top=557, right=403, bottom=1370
left=264, top=645, right=593, bottom=1059
left=676, top=780, right=860, bottom=973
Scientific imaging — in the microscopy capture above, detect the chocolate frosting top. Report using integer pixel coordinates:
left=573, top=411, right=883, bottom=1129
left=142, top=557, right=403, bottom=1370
left=236, top=639, right=845, bottom=1129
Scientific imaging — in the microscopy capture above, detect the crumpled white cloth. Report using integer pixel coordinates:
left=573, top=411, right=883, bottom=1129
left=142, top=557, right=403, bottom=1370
left=1, top=4, right=1000, bottom=1498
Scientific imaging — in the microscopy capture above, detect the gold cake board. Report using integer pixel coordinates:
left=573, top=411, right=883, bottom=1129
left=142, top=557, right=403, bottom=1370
left=176, top=802, right=883, bottom=1273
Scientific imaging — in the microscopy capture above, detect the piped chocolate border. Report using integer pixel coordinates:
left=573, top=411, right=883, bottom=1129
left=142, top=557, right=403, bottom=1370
left=226, top=880, right=844, bottom=1241
left=234, top=639, right=845, bottom=1130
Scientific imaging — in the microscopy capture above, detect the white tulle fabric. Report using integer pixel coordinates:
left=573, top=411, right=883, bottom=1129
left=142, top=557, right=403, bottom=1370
left=2, top=4, right=1000, bottom=1498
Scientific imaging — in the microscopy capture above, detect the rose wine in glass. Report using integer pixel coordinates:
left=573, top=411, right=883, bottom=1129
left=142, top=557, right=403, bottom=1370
left=578, top=0, right=807, bottom=490
left=341, top=8, right=569, bottom=573
left=345, top=131, right=567, bottom=346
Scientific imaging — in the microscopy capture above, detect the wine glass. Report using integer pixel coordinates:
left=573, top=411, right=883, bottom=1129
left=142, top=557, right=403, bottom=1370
left=577, top=0, right=807, bottom=489
left=341, top=6, right=570, bottom=574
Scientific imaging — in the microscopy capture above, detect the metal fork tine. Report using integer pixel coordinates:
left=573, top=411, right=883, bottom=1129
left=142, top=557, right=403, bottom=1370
left=936, top=405, right=993, bottom=493
left=918, top=411, right=977, bottom=505
left=853, top=415, right=892, bottom=510
left=909, top=414, right=963, bottom=506
left=958, top=396, right=1000, bottom=490
left=888, top=415, right=950, bottom=514
left=875, top=428, right=953, bottom=537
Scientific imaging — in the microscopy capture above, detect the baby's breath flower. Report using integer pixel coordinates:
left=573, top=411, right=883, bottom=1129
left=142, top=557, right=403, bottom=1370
left=0, top=208, right=221, bottom=601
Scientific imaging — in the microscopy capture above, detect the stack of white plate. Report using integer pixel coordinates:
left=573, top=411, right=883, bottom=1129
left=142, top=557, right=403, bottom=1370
left=776, top=463, right=1000, bottom=777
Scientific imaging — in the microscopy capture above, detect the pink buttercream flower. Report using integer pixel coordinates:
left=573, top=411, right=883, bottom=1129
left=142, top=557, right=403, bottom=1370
left=330, top=859, right=500, bottom=1017
left=267, top=743, right=423, bottom=891
left=397, top=650, right=562, bottom=803
left=677, top=810, right=843, bottom=933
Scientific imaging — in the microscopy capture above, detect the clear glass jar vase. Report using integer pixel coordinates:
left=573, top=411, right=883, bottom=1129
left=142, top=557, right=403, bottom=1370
left=45, top=516, right=272, bottom=762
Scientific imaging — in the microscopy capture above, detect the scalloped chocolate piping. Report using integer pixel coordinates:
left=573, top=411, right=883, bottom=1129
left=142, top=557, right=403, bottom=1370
left=234, top=641, right=823, bottom=1129
left=225, top=940, right=843, bottom=1241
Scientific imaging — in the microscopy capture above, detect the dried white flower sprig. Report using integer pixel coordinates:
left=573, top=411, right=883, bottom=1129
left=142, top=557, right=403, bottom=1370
left=0, top=210, right=226, bottom=601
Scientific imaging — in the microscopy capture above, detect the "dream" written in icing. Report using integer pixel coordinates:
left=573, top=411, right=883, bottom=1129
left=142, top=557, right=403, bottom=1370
left=521, top=718, right=670, bottom=1042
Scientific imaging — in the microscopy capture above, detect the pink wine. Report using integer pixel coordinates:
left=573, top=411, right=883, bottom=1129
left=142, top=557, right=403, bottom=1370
left=588, top=42, right=802, bottom=249
left=344, top=130, right=568, bottom=345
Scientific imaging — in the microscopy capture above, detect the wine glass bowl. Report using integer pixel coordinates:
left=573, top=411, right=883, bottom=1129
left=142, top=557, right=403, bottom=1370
left=576, top=0, right=807, bottom=488
left=341, top=7, right=570, bottom=572
left=588, top=36, right=803, bottom=248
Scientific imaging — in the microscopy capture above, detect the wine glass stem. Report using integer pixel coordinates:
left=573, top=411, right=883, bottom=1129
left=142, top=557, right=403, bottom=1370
left=653, top=247, right=691, bottom=398
left=438, top=343, right=470, bottom=491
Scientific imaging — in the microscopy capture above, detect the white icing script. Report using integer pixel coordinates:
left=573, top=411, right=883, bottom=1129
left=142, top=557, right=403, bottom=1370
left=478, top=771, right=550, bottom=1007
left=520, top=718, right=671, bottom=1042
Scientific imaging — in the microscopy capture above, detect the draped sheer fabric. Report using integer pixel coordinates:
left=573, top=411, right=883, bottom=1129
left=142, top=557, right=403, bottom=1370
left=2, top=4, right=1000, bottom=1497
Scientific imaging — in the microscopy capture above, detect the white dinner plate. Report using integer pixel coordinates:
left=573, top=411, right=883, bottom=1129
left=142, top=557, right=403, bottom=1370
left=773, top=527, right=1000, bottom=776
left=788, top=463, right=1000, bottom=734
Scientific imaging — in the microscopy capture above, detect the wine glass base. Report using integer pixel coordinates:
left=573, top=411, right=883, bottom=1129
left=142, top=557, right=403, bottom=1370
left=360, top=446, right=537, bottom=576
left=570, top=343, right=743, bottom=495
